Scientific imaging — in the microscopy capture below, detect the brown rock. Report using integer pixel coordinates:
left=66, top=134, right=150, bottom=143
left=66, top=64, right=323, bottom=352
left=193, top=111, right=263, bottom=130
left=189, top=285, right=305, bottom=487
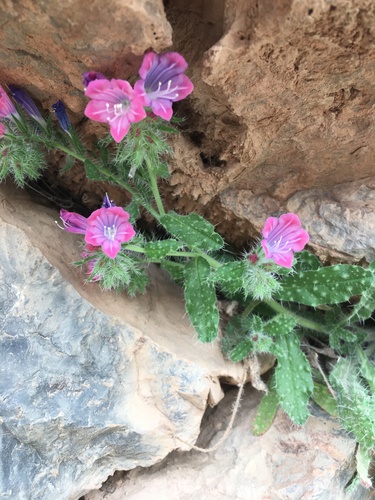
left=83, top=386, right=369, bottom=500
left=0, top=0, right=172, bottom=113
left=1, top=0, right=374, bottom=260
left=165, top=0, right=375, bottom=260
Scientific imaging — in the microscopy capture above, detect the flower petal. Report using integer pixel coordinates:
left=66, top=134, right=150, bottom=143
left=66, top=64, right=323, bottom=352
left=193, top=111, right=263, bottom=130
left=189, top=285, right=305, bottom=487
left=109, top=116, right=131, bottom=143
left=150, top=99, right=173, bottom=120
left=101, top=239, right=121, bottom=259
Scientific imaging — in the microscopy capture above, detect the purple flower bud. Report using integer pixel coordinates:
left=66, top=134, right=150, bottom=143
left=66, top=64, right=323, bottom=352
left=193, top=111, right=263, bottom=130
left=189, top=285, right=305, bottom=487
left=102, top=193, right=116, bottom=208
left=59, top=209, right=88, bottom=234
left=82, top=71, right=107, bottom=89
left=52, top=100, right=72, bottom=134
left=7, top=85, right=46, bottom=127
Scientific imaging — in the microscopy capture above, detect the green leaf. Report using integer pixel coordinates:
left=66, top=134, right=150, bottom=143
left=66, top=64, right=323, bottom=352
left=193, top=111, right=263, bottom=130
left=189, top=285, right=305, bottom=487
left=328, top=325, right=365, bottom=351
left=184, top=257, right=219, bottom=342
left=160, top=260, right=184, bottom=285
left=230, top=340, right=253, bottom=362
left=160, top=212, right=224, bottom=251
left=275, top=265, right=372, bottom=306
left=312, top=382, right=338, bottom=417
left=330, top=358, right=375, bottom=453
left=275, top=332, right=313, bottom=425
left=350, top=260, right=375, bottom=321
left=263, top=314, right=297, bottom=337
left=253, top=376, right=279, bottom=435
left=356, top=445, right=373, bottom=489
left=214, top=261, right=246, bottom=295
left=357, top=347, right=375, bottom=393
left=144, top=240, right=182, bottom=259
left=294, top=250, right=322, bottom=273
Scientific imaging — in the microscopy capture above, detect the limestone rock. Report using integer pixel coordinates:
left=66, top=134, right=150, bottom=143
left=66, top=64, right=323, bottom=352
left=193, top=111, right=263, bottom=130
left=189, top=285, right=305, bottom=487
left=1, top=0, right=374, bottom=261
left=84, top=386, right=369, bottom=500
left=0, top=0, right=171, bottom=113
left=165, top=0, right=375, bottom=260
left=0, top=183, right=249, bottom=500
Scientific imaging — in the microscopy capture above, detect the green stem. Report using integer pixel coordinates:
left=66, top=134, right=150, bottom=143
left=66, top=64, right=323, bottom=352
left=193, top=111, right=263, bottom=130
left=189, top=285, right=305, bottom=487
left=264, top=298, right=327, bottom=334
left=52, top=142, right=160, bottom=219
left=145, top=157, right=165, bottom=216
left=242, top=300, right=261, bottom=317
left=124, top=244, right=221, bottom=266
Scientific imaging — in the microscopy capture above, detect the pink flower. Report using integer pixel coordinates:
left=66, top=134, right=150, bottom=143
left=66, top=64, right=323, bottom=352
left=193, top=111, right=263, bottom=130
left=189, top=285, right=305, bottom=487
left=134, top=51, right=194, bottom=121
left=0, top=86, right=18, bottom=119
left=59, top=209, right=88, bottom=234
left=85, top=207, right=135, bottom=259
left=84, top=79, right=147, bottom=143
left=261, top=213, right=309, bottom=268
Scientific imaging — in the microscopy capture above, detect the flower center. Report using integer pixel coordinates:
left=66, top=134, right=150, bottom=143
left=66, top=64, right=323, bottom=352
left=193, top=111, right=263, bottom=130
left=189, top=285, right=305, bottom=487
left=154, top=79, right=179, bottom=99
left=270, top=236, right=291, bottom=254
left=105, top=100, right=129, bottom=121
left=104, top=224, right=117, bottom=241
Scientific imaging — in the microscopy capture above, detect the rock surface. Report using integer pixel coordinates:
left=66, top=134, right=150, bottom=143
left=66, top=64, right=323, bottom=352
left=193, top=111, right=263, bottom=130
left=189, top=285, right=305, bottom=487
left=165, top=0, right=375, bottom=261
left=0, top=182, right=268, bottom=500
left=1, top=0, right=375, bottom=261
left=84, top=385, right=369, bottom=500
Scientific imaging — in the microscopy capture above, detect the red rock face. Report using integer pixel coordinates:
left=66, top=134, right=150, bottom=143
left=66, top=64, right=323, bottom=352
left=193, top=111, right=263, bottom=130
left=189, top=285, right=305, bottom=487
left=0, top=0, right=172, bottom=113
left=1, top=0, right=374, bottom=261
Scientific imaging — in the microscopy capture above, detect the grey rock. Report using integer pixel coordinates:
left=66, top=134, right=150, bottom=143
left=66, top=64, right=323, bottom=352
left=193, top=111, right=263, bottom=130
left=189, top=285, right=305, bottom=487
left=0, top=183, right=248, bottom=500
left=85, top=386, right=369, bottom=500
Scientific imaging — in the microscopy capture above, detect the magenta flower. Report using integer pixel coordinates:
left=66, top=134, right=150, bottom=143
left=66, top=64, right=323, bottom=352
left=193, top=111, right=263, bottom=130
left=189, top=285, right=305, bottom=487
left=59, top=209, right=88, bottom=234
left=85, top=207, right=135, bottom=259
left=82, top=71, right=107, bottom=89
left=134, top=51, right=194, bottom=121
left=84, top=79, right=147, bottom=143
left=261, top=213, right=309, bottom=268
left=0, top=86, right=18, bottom=119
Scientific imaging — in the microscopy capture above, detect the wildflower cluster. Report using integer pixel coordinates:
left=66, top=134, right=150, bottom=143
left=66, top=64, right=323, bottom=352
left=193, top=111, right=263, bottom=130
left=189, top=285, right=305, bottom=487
left=1, top=50, right=374, bottom=491
left=83, top=52, right=194, bottom=142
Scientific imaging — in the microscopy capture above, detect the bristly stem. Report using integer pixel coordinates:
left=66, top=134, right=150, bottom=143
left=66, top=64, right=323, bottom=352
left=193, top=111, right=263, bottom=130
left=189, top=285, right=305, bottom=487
left=264, top=298, right=327, bottom=334
left=52, top=141, right=161, bottom=219
left=145, top=156, right=165, bottom=216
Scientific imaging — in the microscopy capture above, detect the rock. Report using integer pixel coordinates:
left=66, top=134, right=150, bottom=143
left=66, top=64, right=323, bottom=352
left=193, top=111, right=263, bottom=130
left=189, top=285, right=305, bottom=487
left=0, top=182, right=259, bottom=500
left=83, top=385, right=369, bottom=500
left=220, top=175, right=375, bottom=262
left=165, top=0, right=375, bottom=260
left=1, top=0, right=375, bottom=261
left=0, top=0, right=172, bottom=112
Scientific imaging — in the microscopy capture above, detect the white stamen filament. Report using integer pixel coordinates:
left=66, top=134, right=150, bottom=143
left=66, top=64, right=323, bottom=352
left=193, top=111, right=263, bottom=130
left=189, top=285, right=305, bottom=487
left=104, top=224, right=117, bottom=241
left=156, top=80, right=179, bottom=99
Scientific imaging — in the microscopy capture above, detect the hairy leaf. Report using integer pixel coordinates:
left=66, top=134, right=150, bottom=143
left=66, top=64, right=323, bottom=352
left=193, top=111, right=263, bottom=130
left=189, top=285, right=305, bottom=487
left=144, top=240, right=182, bottom=259
left=275, top=265, right=372, bottom=306
left=312, top=382, right=338, bottom=417
left=160, top=212, right=223, bottom=251
left=253, top=376, right=279, bottom=436
left=275, top=332, right=313, bottom=425
left=184, top=257, right=219, bottom=342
